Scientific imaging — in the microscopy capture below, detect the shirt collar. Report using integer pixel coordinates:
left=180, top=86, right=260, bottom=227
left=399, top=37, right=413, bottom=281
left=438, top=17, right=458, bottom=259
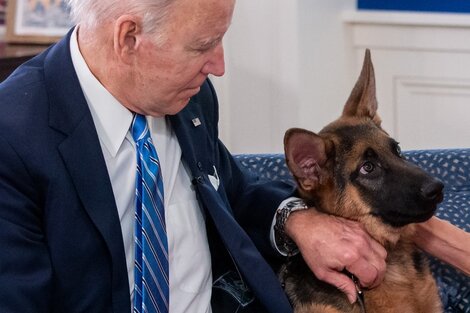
left=69, top=26, right=133, bottom=157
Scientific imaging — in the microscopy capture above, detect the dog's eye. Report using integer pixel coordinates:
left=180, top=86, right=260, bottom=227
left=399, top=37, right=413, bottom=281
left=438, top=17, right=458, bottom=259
left=360, top=161, right=375, bottom=174
left=395, top=145, right=402, bottom=156
left=392, top=142, right=402, bottom=157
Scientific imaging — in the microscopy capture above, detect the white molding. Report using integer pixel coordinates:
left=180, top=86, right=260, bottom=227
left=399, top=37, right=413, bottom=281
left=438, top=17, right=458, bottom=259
left=394, top=76, right=470, bottom=149
left=342, top=10, right=470, bottom=28
left=344, top=10, right=470, bottom=52
left=396, top=76, right=470, bottom=93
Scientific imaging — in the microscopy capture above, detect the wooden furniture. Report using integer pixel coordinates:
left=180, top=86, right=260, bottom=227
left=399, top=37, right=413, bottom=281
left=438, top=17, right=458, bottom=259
left=0, top=41, right=47, bottom=82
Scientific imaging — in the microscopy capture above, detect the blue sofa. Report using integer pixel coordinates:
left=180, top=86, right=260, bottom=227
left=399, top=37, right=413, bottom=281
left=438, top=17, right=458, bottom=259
left=235, top=149, right=470, bottom=313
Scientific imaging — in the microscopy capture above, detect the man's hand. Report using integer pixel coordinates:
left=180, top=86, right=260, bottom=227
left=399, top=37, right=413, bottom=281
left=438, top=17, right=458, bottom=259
left=285, top=209, right=387, bottom=304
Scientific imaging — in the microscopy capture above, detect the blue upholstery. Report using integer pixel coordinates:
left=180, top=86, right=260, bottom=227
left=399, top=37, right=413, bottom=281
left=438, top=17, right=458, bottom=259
left=235, top=149, right=470, bottom=313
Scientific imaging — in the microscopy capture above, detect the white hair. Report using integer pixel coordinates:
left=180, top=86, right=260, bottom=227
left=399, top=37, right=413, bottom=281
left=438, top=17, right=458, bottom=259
left=65, top=0, right=176, bottom=41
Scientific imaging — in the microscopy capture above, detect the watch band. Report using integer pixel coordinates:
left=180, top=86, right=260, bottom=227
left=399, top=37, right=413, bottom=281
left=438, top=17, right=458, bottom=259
left=274, top=198, right=309, bottom=255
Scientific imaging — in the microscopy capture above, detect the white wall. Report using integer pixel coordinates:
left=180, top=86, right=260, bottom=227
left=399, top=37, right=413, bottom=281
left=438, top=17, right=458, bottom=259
left=213, top=1, right=470, bottom=154
left=213, top=0, right=357, bottom=154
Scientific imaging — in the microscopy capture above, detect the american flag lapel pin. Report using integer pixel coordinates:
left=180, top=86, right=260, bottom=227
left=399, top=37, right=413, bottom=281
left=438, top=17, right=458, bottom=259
left=192, top=117, right=201, bottom=127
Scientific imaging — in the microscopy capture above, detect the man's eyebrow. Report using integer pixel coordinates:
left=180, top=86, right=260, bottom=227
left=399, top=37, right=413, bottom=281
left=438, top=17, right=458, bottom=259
left=195, top=35, right=223, bottom=47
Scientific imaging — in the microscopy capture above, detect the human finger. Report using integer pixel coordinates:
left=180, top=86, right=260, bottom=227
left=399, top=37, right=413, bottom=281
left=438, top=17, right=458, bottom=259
left=318, top=270, right=357, bottom=304
left=361, top=237, right=387, bottom=288
left=345, top=258, right=379, bottom=288
left=344, top=225, right=387, bottom=288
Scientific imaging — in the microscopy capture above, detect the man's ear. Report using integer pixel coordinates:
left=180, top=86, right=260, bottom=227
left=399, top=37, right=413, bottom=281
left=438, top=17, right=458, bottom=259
left=113, top=15, right=142, bottom=64
left=284, top=128, right=329, bottom=192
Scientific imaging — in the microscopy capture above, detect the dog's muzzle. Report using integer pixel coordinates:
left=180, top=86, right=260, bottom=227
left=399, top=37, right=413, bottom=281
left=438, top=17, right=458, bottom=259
left=420, top=179, right=444, bottom=204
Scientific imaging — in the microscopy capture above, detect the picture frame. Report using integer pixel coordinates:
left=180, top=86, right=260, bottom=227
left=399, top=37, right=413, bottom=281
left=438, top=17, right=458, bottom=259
left=6, top=0, right=73, bottom=44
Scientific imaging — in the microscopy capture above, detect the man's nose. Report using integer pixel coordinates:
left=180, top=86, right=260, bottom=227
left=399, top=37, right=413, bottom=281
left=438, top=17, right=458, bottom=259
left=202, top=43, right=225, bottom=77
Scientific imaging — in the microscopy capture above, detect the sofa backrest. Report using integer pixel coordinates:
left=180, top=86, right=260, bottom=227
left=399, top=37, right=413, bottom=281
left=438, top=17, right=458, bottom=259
left=235, top=149, right=470, bottom=192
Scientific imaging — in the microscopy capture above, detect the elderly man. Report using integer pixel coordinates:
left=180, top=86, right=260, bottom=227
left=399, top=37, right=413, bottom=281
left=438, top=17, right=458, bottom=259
left=5, top=0, right=447, bottom=312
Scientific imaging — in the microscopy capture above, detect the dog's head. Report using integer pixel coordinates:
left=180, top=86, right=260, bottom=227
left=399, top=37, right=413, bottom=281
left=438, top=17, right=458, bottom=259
left=284, top=50, right=444, bottom=245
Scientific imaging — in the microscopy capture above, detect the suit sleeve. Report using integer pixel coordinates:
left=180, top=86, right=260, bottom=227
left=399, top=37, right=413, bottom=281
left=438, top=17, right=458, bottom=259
left=218, top=141, right=296, bottom=259
left=0, top=135, right=52, bottom=312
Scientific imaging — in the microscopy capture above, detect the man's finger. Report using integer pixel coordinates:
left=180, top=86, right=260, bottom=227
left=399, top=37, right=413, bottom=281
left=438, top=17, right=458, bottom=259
left=369, top=238, right=388, bottom=261
left=363, top=240, right=387, bottom=288
left=346, top=260, right=378, bottom=288
left=321, top=270, right=357, bottom=304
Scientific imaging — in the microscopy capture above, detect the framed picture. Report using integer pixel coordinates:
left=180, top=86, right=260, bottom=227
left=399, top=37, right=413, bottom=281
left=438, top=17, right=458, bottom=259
left=6, top=0, right=73, bottom=44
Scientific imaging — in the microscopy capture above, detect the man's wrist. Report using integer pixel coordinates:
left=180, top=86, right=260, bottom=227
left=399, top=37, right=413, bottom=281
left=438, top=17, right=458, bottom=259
left=273, top=198, right=309, bottom=255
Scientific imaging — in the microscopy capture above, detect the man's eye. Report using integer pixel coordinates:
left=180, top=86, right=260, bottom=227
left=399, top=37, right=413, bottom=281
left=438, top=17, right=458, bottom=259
left=360, top=161, right=375, bottom=175
left=193, top=39, right=221, bottom=53
left=195, top=45, right=211, bottom=53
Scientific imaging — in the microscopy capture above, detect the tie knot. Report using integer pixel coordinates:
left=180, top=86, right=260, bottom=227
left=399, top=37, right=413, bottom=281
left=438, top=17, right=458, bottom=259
left=131, top=114, right=150, bottom=143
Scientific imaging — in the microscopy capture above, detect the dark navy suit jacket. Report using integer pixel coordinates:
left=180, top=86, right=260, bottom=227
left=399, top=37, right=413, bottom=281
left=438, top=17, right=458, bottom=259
left=0, top=31, right=294, bottom=312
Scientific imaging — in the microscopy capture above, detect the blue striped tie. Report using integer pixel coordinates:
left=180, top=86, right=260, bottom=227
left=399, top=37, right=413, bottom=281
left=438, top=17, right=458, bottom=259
left=131, top=114, right=169, bottom=313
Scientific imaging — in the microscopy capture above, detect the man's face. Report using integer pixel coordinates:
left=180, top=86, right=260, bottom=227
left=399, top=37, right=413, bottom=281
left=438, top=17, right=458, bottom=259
left=131, top=0, right=235, bottom=116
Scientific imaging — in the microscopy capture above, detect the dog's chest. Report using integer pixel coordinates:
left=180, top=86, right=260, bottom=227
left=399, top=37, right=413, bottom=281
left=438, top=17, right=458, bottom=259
left=362, top=246, right=442, bottom=313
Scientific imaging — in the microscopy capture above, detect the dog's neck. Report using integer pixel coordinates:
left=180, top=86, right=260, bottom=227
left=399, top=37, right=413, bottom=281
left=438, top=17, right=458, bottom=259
left=363, top=218, right=417, bottom=250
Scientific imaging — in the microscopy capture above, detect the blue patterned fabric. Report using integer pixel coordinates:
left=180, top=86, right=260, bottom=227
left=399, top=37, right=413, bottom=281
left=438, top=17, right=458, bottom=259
left=405, top=150, right=470, bottom=313
left=132, top=115, right=169, bottom=313
left=235, top=149, right=470, bottom=313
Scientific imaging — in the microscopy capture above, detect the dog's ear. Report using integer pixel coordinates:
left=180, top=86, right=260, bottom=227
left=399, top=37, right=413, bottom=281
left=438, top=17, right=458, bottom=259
left=284, top=128, right=328, bottom=191
left=342, top=49, right=382, bottom=126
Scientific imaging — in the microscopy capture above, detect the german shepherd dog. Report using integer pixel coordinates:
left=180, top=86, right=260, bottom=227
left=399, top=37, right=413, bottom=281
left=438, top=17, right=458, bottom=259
left=281, top=50, right=444, bottom=313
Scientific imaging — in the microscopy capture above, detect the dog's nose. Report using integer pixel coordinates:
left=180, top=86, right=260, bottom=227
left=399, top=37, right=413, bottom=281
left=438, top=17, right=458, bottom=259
left=421, top=179, right=444, bottom=202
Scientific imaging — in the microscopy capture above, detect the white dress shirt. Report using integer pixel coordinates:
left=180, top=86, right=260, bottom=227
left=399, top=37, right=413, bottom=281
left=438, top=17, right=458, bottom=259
left=70, top=27, right=212, bottom=313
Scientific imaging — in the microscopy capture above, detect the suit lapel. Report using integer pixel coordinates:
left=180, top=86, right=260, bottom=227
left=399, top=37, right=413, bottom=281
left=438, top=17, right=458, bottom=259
left=171, top=96, right=292, bottom=313
left=170, top=98, right=210, bottom=176
left=44, top=30, right=131, bottom=310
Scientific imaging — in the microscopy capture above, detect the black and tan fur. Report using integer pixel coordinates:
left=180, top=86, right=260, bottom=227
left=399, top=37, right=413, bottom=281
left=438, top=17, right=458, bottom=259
left=282, top=50, right=444, bottom=313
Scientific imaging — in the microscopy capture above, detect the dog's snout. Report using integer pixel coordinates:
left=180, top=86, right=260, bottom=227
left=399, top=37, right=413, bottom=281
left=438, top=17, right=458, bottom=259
left=421, top=179, right=444, bottom=202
